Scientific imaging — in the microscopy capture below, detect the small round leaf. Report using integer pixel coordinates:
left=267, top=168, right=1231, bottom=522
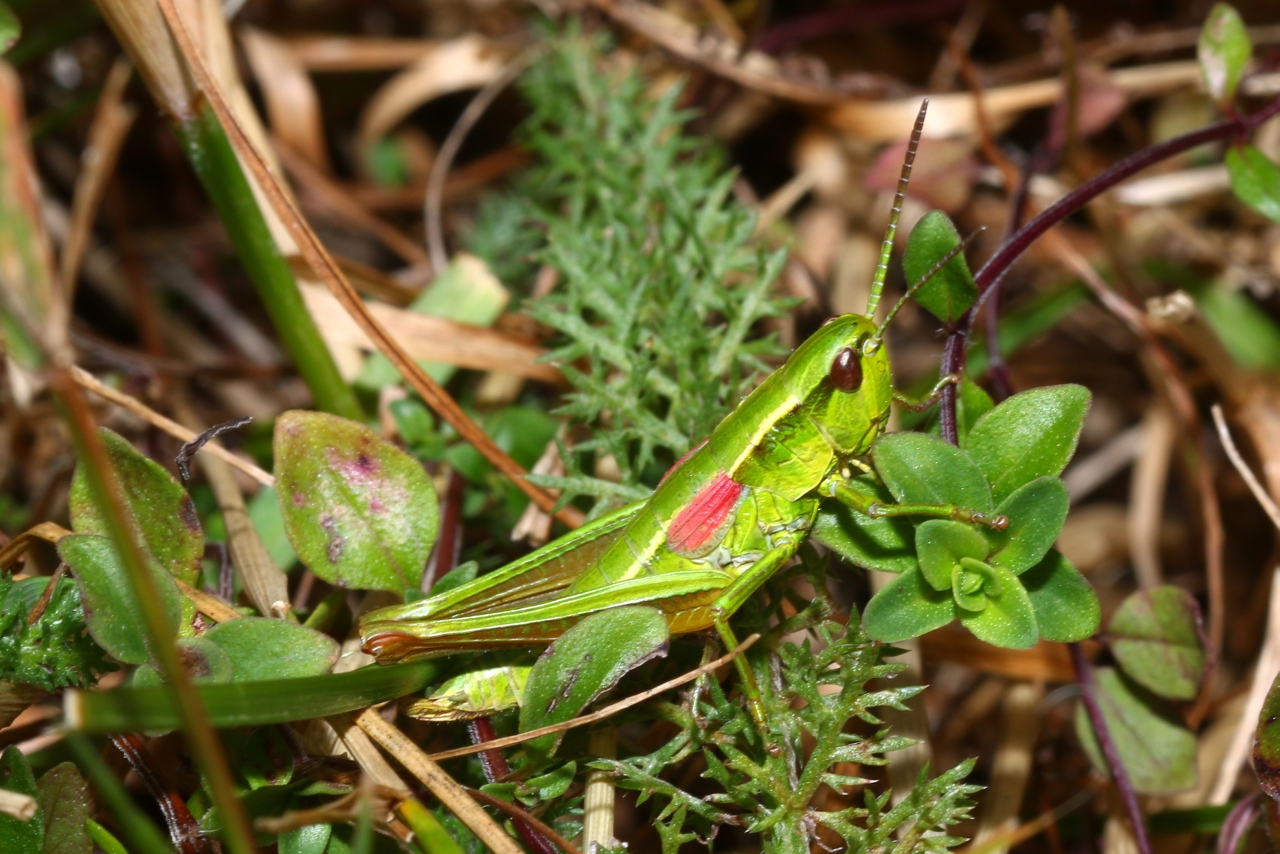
left=984, top=477, right=1069, bottom=574
left=862, top=566, right=956, bottom=643
left=69, top=428, right=203, bottom=584
left=1226, top=145, right=1280, bottom=225
left=915, top=520, right=988, bottom=591
left=1198, top=3, right=1251, bottom=108
left=1109, top=586, right=1205, bottom=701
left=965, top=385, right=1090, bottom=504
left=275, top=411, right=439, bottom=592
left=871, top=432, right=993, bottom=514
left=958, top=562, right=1037, bottom=649
left=1022, top=550, right=1100, bottom=643
left=203, top=617, right=340, bottom=681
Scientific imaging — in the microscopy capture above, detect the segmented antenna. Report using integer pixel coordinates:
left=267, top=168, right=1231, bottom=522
left=865, top=99, right=929, bottom=318
left=875, top=227, right=985, bottom=340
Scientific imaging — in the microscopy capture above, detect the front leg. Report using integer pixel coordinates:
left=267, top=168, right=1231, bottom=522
left=892, top=373, right=959, bottom=412
left=822, top=473, right=1008, bottom=531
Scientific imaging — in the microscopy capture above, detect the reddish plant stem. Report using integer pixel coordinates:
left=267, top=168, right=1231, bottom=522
left=936, top=94, right=1280, bottom=443
left=111, top=734, right=216, bottom=854
left=467, top=718, right=560, bottom=854
left=1068, top=645, right=1152, bottom=854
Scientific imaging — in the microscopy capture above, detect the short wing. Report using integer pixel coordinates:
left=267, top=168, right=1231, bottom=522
left=360, top=498, right=644, bottom=628
left=362, top=569, right=731, bottom=663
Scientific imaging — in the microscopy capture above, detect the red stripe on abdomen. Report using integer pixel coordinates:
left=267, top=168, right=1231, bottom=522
left=667, top=472, right=744, bottom=555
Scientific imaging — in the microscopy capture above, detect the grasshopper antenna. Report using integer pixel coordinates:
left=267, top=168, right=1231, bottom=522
left=874, top=227, right=986, bottom=341
left=865, top=98, right=929, bottom=318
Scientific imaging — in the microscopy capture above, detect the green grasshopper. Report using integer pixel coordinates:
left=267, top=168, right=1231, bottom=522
left=360, top=105, right=1004, bottom=723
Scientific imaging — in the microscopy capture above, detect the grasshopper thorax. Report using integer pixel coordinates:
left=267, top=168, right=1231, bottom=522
left=781, top=313, right=892, bottom=458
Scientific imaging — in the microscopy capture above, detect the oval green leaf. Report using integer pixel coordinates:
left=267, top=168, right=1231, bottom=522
left=1022, top=550, right=1100, bottom=643
left=965, top=384, right=1090, bottom=504
left=1226, top=145, right=1280, bottom=225
left=958, top=562, right=1037, bottom=649
left=1075, top=667, right=1197, bottom=794
left=903, top=210, right=977, bottom=323
left=915, top=520, right=988, bottom=592
left=1109, top=587, right=1205, bottom=701
left=274, top=411, right=439, bottom=592
left=204, top=617, right=340, bottom=681
left=59, top=534, right=183, bottom=666
left=37, top=762, right=91, bottom=854
left=871, top=432, right=993, bottom=513
left=69, top=428, right=203, bottom=584
left=862, top=566, right=956, bottom=643
left=520, top=606, right=669, bottom=761
left=1198, top=3, right=1251, bottom=108
left=984, top=477, right=1069, bottom=574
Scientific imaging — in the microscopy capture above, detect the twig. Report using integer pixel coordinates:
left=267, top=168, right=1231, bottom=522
left=428, top=633, right=759, bottom=761
left=1211, top=404, right=1280, bottom=530
left=425, top=51, right=537, bottom=271
left=71, top=365, right=274, bottom=486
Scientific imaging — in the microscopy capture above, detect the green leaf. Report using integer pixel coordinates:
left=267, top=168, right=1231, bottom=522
left=811, top=476, right=915, bottom=574
left=1226, top=145, right=1280, bottom=224
left=1075, top=667, right=1197, bottom=794
left=37, top=763, right=91, bottom=854
left=137, top=637, right=232, bottom=685
left=871, top=432, right=993, bottom=514
left=958, top=562, right=1037, bottom=649
left=984, top=477, right=1069, bottom=574
left=280, top=823, right=332, bottom=854
left=965, top=384, right=1090, bottom=504
left=275, top=411, right=439, bottom=592
left=902, top=210, right=977, bottom=323
left=0, top=3, right=19, bottom=56
left=204, top=617, right=340, bottom=681
left=69, top=428, right=203, bottom=584
left=1198, top=3, right=1251, bottom=108
left=954, top=376, right=994, bottom=445
left=520, top=606, right=669, bottom=760
left=915, top=520, right=988, bottom=592
left=1021, top=550, right=1099, bottom=642
left=58, top=534, right=183, bottom=666
left=0, top=747, right=41, bottom=854
left=1108, top=587, right=1205, bottom=701
left=1255, top=668, right=1280, bottom=800
left=69, top=660, right=444, bottom=731
left=862, top=567, right=956, bottom=643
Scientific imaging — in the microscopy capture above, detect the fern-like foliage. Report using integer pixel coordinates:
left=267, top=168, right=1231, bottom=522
left=0, top=573, right=115, bottom=691
left=466, top=26, right=794, bottom=512
left=591, top=616, right=978, bottom=854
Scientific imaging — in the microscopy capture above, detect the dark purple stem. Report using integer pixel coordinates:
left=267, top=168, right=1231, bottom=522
left=1218, top=792, right=1261, bottom=854
left=936, top=94, right=1280, bottom=441
left=1069, top=644, right=1152, bottom=854
left=468, top=719, right=560, bottom=854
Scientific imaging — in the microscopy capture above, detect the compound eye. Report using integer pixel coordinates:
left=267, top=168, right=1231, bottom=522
left=830, top=347, right=863, bottom=393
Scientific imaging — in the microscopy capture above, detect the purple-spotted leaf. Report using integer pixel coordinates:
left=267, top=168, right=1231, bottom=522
left=1109, top=587, right=1205, bottom=701
left=69, top=428, right=203, bottom=584
left=1253, top=668, right=1280, bottom=799
left=58, top=534, right=182, bottom=666
left=520, top=606, right=669, bottom=760
left=903, top=210, right=977, bottom=323
left=275, top=411, right=439, bottom=592
left=37, top=763, right=91, bottom=854
left=872, top=432, right=993, bottom=514
left=915, top=520, right=988, bottom=592
left=984, top=477, right=1069, bottom=574
left=204, top=617, right=340, bottom=681
left=1226, top=145, right=1280, bottom=224
left=132, top=637, right=233, bottom=687
left=958, top=562, right=1037, bottom=649
left=1022, top=550, right=1100, bottom=642
left=1198, top=3, right=1250, bottom=108
left=965, top=385, right=1090, bottom=504
left=1075, top=667, right=1196, bottom=794
left=862, top=566, right=956, bottom=643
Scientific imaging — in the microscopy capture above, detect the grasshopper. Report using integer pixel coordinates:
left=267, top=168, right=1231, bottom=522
left=360, top=104, right=1004, bottom=723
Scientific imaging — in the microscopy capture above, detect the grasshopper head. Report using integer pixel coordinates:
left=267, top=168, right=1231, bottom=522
left=783, top=314, right=892, bottom=458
